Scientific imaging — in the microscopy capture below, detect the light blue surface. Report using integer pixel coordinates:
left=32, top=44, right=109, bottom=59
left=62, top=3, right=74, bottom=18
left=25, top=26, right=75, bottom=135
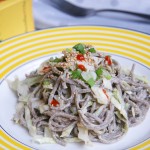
left=33, top=0, right=150, bottom=34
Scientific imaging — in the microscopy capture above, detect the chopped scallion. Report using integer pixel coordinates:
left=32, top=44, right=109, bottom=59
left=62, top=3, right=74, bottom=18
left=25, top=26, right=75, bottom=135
left=73, top=43, right=85, bottom=54
left=71, top=69, right=82, bottom=79
left=89, top=48, right=96, bottom=53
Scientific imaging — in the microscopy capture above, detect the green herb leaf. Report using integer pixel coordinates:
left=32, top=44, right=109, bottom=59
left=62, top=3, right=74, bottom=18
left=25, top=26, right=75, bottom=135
left=66, top=48, right=71, bottom=52
left=52, top=57, right=62, bottom=63
left=89, top=48, right=96, bottom=53
left=96, top=67, right=103, bottom=77
left=43, top=81, right=50, bottom=85
left=43, top=79, right=50, bottom=85
left=102, top=69, right=112, bottom=80
left=73, top=43, right=85, bottom=54
left=96, top=67, right=111, bottom=80
left=71, top=69, right=82, bottom=79
left=87, top=78, right=95, bottom=87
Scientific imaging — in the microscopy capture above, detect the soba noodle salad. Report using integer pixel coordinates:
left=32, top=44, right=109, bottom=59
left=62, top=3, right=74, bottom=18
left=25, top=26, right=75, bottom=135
left=8, top=43, right=150, bottom=146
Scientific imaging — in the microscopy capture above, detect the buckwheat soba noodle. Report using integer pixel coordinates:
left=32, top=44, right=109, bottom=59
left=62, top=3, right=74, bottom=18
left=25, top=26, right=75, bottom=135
left=8, top=43, right=150, bottom=146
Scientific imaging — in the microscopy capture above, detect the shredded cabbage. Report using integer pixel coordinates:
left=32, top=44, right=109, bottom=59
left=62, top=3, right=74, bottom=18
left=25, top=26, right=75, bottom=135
left=103, top=78, right=112, bottom=90
left=102, top=69, right=112, bottom=80
left=39, top=105, right=49, bottom=114
left=13, top=102, right=24, bottom=123
left=81, top=71, right=97, bottom=81
left=91, top=86, right=109, bottom=104
left=125, top=91, right=132, bottom=95
left=81, top=71, right=97, bottom=87
left=121, top=81, right=130, bottom=88
left=110, top=95, right=127, bottom=120
left=33, top=137, right=81, bottom=144
left=113, top=89, right=127, bottom=119
left=60, top=123, right=75, bottom=137
left=115, top=111, right=126, bottom=123
left=25, top=106, right=36, bottom=136
left=37, top=60, right=50, bottom=75
left=7, top=77, right=19, bottom=91
left=70, top=106, right=77, bottom=115
left=8, top=77, right=30, bottom=102
left=125, top=103, right=130, bottom=111
left=64, top=137, right=81, bottom=143
left=82, top=101, right=93, bottom=113
left=34, top=127, right=81, bottom=144
left=93, top=105, right=106, bottom=116
left=77, top=123, right=92, bottom=146
left=113, top=89, right=124, bottom=104
left=24, top=75, right=43, bottom=87
left=44, top=127, right=52, bottom=137
left=135, top=75, right=149, bottom=84
left=33, top=136, right=56, bottom=144
left=131, top=107, right=135, bottom=117
left=43, top=84, right=53, bottom=89
left=92, top=57, right=103, bottom=65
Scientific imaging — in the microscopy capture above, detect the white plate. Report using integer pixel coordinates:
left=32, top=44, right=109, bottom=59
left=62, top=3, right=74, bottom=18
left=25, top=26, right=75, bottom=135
left=0, top=54, right=150, bottom=150
left=0, top=26, right=150, bottom=150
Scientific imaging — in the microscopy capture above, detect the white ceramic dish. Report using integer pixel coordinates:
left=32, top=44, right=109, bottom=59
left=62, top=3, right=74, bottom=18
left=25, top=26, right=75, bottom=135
left=0, top=26, right=150, bottom=150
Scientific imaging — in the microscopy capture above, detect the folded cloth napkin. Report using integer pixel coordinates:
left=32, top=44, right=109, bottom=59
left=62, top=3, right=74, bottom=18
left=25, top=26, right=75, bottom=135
left=33, top=0, right=150, bottom=34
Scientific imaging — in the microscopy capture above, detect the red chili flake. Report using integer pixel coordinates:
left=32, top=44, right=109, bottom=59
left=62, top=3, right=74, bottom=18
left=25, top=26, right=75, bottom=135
left=78, top=64, right=86, bottom=71
left=42, top=66, right=50, bottom=73
left=102, top=89, right=109, bottom=99
left=76, top=54, right=85, bottom=61
left=50, top=99, right=59, bottom=107
left=105, top=56, right=112, bottom=66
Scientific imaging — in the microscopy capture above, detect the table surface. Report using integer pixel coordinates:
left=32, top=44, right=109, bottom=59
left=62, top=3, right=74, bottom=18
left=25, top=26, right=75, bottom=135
left=33, top=0, right=150, bottom=34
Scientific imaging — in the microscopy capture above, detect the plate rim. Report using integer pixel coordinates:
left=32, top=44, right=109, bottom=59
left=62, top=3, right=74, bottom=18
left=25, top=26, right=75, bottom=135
left=0, top=25, right=150, bottom=43
left=1, top=25, right=150, bottom=150
left=0, top=53, right=150, bottom=150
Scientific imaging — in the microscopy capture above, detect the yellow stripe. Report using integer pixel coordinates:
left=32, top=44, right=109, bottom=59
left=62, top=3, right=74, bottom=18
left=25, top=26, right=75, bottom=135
left=1, top=47, right=149, bottom=79
left=1, top=42, right=149, bottom=67
left=130, top=140, right=150, bottom=150
left=1, top=31, right=150, bottom=52
left=0, top=130, right=31, bottom=150
left=1, top=30, right=150, bottom=53
left=1, top=26, right=150, bottom=48
left=0, top=26, right=150, bottom=150
left=0, top=139, right=19, bottom=150
left=144, top=146, right=150, bottom=150
left=0, top=145, right=6, bottom=150
left=0, top=137, right=21, bottom=150
left=1, top=39, right=149, bottom=65
left=1, top=35, right=150, bottom=59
